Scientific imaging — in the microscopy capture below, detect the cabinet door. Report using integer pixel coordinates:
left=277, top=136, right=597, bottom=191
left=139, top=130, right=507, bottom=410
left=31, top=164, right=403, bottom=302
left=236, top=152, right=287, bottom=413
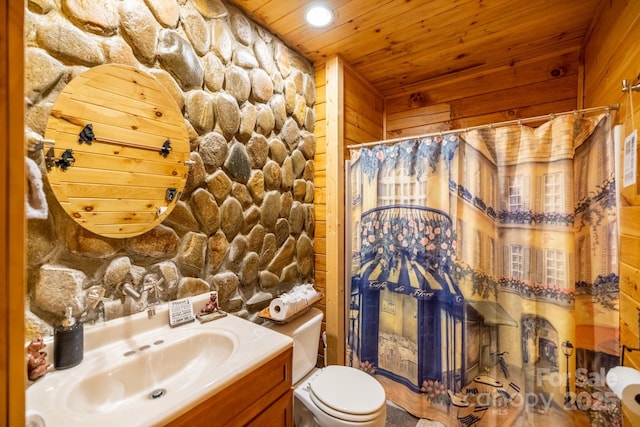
left=166, top=347, right=292, bottom=427
left=246, top=388, right=293, bottom=427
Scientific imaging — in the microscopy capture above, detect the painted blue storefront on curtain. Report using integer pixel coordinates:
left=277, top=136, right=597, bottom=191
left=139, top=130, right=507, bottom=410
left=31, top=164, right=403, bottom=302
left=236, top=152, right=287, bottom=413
left=352, top=204, right=465, bottom=392
left=349, top=135, right=466, bottom=395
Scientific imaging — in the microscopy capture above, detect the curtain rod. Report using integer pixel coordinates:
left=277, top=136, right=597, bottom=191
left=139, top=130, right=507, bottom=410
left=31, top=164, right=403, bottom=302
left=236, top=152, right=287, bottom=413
left=346, top=104, right=619, bottom=150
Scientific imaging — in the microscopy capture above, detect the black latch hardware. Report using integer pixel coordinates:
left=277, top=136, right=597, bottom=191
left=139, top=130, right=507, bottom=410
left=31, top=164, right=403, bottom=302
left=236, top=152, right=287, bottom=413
left=159, top=140, right=172, bottom=158
left=166, top=188, right=178, bottom=202
left=45, top=148, right=76, bottom=171
left=56, top=149, right=76, bottom=170
left=78, top=124, right=95, bottom=145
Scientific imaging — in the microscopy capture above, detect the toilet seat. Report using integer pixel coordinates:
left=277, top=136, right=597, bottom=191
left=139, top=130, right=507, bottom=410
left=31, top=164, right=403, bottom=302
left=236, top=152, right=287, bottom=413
left=308, top=366, right=386, bottom=423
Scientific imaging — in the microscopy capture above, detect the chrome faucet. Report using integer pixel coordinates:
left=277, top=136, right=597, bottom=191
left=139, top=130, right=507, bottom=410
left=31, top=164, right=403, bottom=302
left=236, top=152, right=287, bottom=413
left=121, top=283, right=158, bottom=318
left=121, top=283, right=144, bottom=300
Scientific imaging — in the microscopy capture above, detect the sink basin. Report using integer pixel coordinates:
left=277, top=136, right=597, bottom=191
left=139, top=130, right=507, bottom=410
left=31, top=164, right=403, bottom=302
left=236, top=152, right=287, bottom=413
left=26, top=294, right=292, bottom=427
left=67, top=329, right=236, bottom=413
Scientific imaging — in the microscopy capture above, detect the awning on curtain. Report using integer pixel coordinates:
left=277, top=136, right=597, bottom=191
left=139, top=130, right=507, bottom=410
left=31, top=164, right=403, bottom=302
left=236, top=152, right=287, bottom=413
left=467, top=300, right=518, bottom=327
left=358, top=204, right=461, bottom=302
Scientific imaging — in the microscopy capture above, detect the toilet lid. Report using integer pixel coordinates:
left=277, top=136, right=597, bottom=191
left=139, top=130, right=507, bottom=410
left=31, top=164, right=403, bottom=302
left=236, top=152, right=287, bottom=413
left=309, top=366, right=386, bottom=422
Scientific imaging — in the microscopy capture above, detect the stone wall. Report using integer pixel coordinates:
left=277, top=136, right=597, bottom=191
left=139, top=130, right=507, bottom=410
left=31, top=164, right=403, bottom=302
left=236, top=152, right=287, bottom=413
left=24, top=0, right=316, bottom=338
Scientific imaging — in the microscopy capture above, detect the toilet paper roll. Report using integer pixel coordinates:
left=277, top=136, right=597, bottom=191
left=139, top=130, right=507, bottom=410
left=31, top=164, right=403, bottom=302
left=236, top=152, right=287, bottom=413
left=269, top=297, right=308, bottom=321
left=268, top=285, right=321, bottom=321
left=607, top=366, right=640, bottom=415
left=622, top=384, right=640, bottom=416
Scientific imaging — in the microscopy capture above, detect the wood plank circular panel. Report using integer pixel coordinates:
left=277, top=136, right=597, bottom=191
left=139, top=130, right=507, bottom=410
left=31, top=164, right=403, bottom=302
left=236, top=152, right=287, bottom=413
left=44, top=64, right=190, bottom=238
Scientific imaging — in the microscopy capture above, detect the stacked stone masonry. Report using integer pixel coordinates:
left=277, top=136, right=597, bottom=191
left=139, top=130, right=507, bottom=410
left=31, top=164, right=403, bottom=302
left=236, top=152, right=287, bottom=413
left=24, top=0, right=316, bottom=336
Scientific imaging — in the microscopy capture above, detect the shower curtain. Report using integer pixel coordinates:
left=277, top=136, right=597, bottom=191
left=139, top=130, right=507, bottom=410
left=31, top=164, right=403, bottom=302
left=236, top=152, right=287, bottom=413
left=347, top=113, right=620, bottom=426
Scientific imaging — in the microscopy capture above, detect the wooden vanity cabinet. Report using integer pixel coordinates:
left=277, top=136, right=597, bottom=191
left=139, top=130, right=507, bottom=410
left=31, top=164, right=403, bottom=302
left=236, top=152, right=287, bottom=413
left=166, top=346, right=293, bottom=427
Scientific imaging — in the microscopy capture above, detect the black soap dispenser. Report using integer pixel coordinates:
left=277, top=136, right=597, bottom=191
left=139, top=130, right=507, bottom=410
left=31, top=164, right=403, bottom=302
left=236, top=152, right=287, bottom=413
left=53, top=307, right=83, bottom=369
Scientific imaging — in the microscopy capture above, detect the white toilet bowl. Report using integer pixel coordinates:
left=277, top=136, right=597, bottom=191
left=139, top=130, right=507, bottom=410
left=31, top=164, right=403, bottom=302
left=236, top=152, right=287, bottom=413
left=293, top=365, right=386, bottom=427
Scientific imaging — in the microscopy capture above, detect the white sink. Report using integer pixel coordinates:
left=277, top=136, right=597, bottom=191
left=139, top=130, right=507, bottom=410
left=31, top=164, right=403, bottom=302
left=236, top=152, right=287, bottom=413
left=66, top=329, right=236, bottom=413
left=26, top=294, right=292, bottom=427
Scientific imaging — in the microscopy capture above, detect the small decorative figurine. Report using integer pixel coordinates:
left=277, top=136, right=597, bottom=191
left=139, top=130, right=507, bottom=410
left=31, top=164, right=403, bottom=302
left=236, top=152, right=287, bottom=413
left=196, top=292, right=226, bottom=323
left=27, top=337, right=49, bottom=381
left=200, top=292, right=219, bottom=314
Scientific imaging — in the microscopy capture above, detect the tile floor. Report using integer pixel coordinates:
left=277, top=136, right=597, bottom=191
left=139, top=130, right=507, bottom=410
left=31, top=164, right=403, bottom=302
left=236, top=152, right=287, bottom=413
left=385, top=401, right=444, bottom=427
left=384, top=399, right=593, bottom=427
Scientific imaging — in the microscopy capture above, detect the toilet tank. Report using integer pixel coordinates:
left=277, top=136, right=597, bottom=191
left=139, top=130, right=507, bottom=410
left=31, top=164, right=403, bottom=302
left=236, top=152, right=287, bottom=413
left=265, top=307, right=323, bottom=384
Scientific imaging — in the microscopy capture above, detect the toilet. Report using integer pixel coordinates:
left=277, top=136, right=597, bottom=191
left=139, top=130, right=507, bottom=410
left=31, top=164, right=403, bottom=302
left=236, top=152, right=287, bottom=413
left=265, top=307, right=386, bottom=427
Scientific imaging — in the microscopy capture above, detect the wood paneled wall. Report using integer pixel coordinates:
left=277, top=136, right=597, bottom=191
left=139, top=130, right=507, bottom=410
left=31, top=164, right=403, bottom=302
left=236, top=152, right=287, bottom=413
left=343, top=62, right=385, bottom=152
left=2, top=0, right=26, bottom=425
left=385, top=49, right=581, bottom=138
left=583, top=1, right=640, bottom=424
left=314, top=56, right=383, bottom=366
left=313, top=61, right=328, bottom=366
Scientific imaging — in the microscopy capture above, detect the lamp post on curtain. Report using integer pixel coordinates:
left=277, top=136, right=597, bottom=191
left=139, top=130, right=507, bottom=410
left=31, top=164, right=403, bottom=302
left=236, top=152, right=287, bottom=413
left=348, top=296, right=360, bottom=367
left=561, top=340, right=574, bottom=408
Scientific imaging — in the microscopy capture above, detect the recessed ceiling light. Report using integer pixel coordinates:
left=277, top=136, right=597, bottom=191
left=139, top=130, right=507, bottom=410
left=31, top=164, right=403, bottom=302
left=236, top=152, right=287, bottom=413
left=305, top=5, right=334, bottom=28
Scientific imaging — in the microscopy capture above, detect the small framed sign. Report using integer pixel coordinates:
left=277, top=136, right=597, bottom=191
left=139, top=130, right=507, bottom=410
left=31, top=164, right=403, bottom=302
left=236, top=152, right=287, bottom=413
left=169, top=297, right=195, bottom=327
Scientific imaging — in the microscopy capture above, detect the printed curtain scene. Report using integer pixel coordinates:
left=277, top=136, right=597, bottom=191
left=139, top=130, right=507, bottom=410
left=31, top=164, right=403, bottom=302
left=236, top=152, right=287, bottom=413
left=347, top=113, right=620, bottom=426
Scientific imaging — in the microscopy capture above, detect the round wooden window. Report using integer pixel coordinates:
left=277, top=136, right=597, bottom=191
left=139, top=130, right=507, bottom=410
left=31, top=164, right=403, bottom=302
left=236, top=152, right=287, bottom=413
left=44, top=64, right=190, bottom=238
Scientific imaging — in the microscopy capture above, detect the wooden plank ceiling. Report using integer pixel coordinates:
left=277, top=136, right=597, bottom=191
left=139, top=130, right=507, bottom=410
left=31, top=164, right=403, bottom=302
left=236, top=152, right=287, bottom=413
left=229, top=0, right=604, bottom=97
